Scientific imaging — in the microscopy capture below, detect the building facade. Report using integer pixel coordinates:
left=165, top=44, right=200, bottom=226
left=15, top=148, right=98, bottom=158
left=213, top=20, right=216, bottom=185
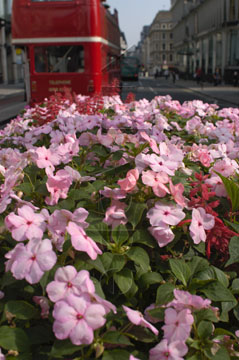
left=172, top=0, right=239, bottom=81
left=0, top=0, right=23, bottom=84
left=149, top=11, right=174, bottom=75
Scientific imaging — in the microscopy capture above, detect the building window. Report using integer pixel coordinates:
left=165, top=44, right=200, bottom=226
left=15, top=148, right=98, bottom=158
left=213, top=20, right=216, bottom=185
left=162, top=24, right=166, bottom=29
left=170, top=43, right=173, bottom=50
left=163, top=54, right=166, bottom=61
left=229, top=0, right=236, bottom=20
left=170, top=32, right=173, bottom=39
left=170, top=54, right=173, bottom=62
left=162, top=33, right=166, bottom=40
left=162, top=43, right=166, bottom=50
left=229, top=30, right=239, bottom=65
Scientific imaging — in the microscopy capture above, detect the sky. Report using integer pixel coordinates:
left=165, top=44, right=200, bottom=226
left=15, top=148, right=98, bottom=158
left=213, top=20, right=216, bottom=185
left=107, top=0, right=171, bottom=48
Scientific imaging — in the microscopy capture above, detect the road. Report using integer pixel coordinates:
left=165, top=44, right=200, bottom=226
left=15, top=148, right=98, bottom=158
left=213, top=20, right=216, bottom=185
left=121, top=77, right=239, bottom=109
left=0, top=77, right=238, bottom=126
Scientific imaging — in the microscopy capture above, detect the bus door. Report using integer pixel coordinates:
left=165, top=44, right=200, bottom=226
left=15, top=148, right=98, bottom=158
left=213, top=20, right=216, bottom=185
left=22, top=48, right=31, bottom=103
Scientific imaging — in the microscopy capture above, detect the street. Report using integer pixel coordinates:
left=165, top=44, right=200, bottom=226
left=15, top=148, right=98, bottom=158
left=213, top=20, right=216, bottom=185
left=121, top=77, right=239, bottom=109
left=0, top=77, right=239, bottom=126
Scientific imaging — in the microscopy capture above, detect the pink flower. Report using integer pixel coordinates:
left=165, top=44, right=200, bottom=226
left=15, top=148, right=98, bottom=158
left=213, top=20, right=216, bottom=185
left=33, top=296, right=50, bottom=318
left=66, top=221, right=102, bottom=260
left=118, top=169, right=139, bottom=193
left=5, top=238, right=57, bottom=284
left=142, top=170, right=169, bottom=198
left=100, top=186, right=126, bottom=200
left=35, top=146, right=60, bottom=169
left=147, top=202, right=185, bottom=227
left=46, top=169, right=72, bottom=205
left=5, top=205, right=46, bottom=242
left=130, top=356, right=140, bottom=360
left=167, top=290, right=212, bottom=311
left=0, top=348, right=5, bottom=360
left=189, top=207, right=215, bottom=244
left=149, top=224, right=175, bottom=247
left=103, top=200, right=127, bottom=229
left=198, top=150, right=212, bottom=167
left=0, top=291, right=4, bottom=299
left=169, top=180, right=187, bottom=208
left=149, top=339, right=188, bottom=360
left=122, top=305, right=158, bottom=335
left=46, top=266, right=95, bottom=302
left=235, top=330, right=239, bottom=337
left=162, top=308, right=194, bottom=342
left=52, top=293, right=106, bottom=345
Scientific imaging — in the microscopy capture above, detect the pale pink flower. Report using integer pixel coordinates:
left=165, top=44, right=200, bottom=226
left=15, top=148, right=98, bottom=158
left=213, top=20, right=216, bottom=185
left=162, top=308, right=194, bottom=342
left=52, top=293, right=106, bottom=345
left=103, top=200, right=127, bottom=229
left=205, top=175, right=227, bottom=197
left=210, top=158, right=238, bottom=177
left=189, top=207, right=215, bottom=244
left=144, top=303, right=161, bottom=324
left=35, top=146, right=60, bottom=169
left=149, top=339, right=188, bottom=360
left=5, top=205, right=46, bottom=242
left=149, top=224, right=175, bottom=247
left=5, top=238, right=57, bottom=284
left=129, top=356, right=140, bottom=360
left=118, top=169, right=139, bottom=193
left=0, top=348, right=5, bottom=360
left=89, top=293, right=117, bottom=314
left=169, top=180, right=187, bottom=208
left=100, top=186, right=126, bottom=200
left=64, top=166, right=95, bottom=183
left=140, top=131, right=160, bottom=154
left=66, top=221, right=102, bottom=260
left=0, top=291, right=4, bottom=299
left=142, top=170, right=169, bottom=198
left=45, top=169, right=72, bottom=205
left=167, top=290, right=212, bottom=311
left=33, top=296, right=50, bottom=318
left=122, top=305, right=159, bottom=335
left=236, top=330, right=239, bottom=337
left=57, top=139, right=79, bottom=164
left=147, top=202, right=185, bottom=227
left=46, top=266, right=95, bottom=302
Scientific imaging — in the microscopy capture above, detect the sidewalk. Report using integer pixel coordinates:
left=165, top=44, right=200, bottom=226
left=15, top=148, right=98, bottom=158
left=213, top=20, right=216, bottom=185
left=168, top=78, right=239, bottom=107
left=0, top=82, right=25, bottom=99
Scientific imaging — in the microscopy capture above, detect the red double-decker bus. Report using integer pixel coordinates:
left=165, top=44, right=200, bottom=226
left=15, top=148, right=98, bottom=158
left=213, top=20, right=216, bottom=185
left=11, top=0, right=121, bottom=103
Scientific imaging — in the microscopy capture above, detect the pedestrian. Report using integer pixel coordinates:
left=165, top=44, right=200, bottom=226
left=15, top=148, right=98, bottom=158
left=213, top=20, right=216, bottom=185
left=196, top=68, right=202, bottom=85
left=164, top=69, right=169, bottom=80
left=154, top=69, right=159, bottom=79
left=233, top=71, right=239, bottom=87
left=172, top=71, right=176, bottom=83
left=213, top=68, right=221, bottom=86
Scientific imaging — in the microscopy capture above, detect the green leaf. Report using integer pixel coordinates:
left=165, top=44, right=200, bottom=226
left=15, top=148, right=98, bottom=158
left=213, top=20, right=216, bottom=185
left=102, top=349, right=131, bottom=360
left=215, top=172, right=239, bottom=212
left=212, top=266, right=229, bottom=288
left=5, top=301, right=38, bottom=320
left=16, top=182, right=33, bottom=196
left=139, top=272, right=163, bottom=288
left=86, top=223, right=108, bottom=246
left=100, top=252, right=126, bottom=273
left=125, top=202, right=147, bottom=230
left=225, top=236, right=239, bottom=266
left=92, top=144, right=110, bottom=157
left=197, top=320, right=214, bottom=339
left=169, top=258, right=191, bottom=286
left=156, top=283, right=175, bottom=306
left=213, top=346, right=230, bottom=360
left=113, top=268, right=137, bottom=296
left=112, top=224, right=129, bottom=246
left=220, top=300, right=237, bottom=321
left=201, top=281, right=236, bottom=302
left=0, top=326, right=30, bottom=352
left=224, top=219, right=239, bottom=233
left=127, top=247, right=150, bottom=273
left=188, top=256, right=209, bottom=277
left=129, top=229, right=155, bottom=248
left=102, top=331, right=132, bottom=345
left=194, top=308, right=219, bottom=324
left=87, top=256, right=106, bottom=274
left=231, top=278, right=239, bottom=293
left=50, top=339, right=82, bottom=357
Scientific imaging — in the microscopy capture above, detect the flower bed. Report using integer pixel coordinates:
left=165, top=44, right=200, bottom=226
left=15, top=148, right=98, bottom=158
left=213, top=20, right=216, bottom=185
left=0, top=93, right=239, bottom=359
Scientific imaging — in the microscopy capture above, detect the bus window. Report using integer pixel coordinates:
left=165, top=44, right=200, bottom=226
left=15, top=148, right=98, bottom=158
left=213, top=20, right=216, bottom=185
left=34, top=45, right=84, bottom=73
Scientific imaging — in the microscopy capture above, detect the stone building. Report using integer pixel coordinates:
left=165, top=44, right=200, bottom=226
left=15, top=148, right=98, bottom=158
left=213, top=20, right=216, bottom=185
left=0, top=0, right=23, bottom=84
left=148, top=11, right=174, bottom=75
left=172, top=0, right=239, bottom=81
